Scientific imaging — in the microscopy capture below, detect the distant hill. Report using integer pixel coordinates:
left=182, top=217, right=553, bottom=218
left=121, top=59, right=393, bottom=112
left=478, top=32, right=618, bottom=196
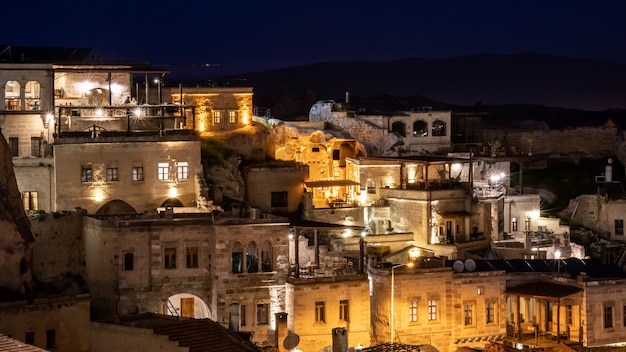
left=218, top=53, right=626, bottom=124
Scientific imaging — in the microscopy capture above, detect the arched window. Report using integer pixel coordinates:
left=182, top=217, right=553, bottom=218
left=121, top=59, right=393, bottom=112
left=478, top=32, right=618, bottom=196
left=432, top=120, right=446, bottom=136
left=412, top=120, right=428, bottom=137
left=232, top=242, right=243, bottom=273
left=246, top=242, right=258, bottom=273
left=261, top=241, right=273, bottom=272
left=391, top=121, right=406, bottom=137
left=24, top=81, right=40, bottom=110
left=5, top=81, right=21, bottom=110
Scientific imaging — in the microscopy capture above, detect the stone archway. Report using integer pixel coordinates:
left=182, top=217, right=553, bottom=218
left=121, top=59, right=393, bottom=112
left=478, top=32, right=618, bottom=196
left=161, top=198, right=184, bottom=207
left=95, top=199, right=137, bottom=215
left=164, top=293, right=211, bottom=319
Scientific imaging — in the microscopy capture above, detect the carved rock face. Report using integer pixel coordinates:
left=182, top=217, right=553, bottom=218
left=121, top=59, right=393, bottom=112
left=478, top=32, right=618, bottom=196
left=0, top=133, right=34, bottom=295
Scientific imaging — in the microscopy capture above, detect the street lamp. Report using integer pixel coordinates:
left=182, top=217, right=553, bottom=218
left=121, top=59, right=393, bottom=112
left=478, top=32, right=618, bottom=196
left=391, top=262, right=414, bottom=345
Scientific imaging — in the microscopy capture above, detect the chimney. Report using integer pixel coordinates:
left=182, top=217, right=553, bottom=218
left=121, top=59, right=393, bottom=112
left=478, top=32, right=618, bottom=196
left=345, top=91, right=349, bottom=104
left=332, top=327, right=348, bottom=352
left=275, top=312, right=288, bottom=352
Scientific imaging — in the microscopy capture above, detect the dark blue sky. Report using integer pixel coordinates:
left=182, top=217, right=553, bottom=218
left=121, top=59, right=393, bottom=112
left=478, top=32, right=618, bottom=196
left=6, top=1, right=626, bottom=76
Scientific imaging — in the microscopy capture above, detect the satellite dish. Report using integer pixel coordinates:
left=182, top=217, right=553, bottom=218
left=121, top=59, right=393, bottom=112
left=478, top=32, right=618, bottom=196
left=283, top=334, right=300, bottom=350
left=464, top=259, right=476, bottom=272
left=453, top=260, right=464, bottom=273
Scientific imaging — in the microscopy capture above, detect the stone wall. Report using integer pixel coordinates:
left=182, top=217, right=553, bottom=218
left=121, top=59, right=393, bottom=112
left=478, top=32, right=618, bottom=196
left=287, top=276, right=371, bottom=351
left=310, top=101, right=399, bottom=156
left=30, top=210, right=86, bottom=282
left=0, top=294, right=91, bottom=352
left=485, top=123, right=619, bottom=159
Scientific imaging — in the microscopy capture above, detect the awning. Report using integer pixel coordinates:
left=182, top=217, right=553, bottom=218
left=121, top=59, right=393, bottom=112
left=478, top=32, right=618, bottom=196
left=304, top=180, right=359, bottom=188
left=507, top=282, right=582, bottom=301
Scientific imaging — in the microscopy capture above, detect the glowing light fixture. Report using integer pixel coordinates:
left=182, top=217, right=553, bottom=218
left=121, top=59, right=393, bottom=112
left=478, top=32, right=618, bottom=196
left=93, top=188, right=105, bottom=202
left=95, top=108, right=104, bottom=117
left=133, top=108, right=142, bottom=117
left=168, top=186, right=178, bottom=198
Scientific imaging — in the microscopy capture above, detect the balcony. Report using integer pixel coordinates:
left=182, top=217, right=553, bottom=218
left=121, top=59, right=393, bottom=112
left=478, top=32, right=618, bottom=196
left=53, top=104, right=196, bottom=137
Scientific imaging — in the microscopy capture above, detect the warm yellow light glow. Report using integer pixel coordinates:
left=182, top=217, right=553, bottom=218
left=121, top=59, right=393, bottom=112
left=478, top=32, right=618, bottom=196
left=406, top=164, right=417, bottom=183
left=452, top=163, right=462, bottom=172
left=110, top=83, right=122, bottom=95
left=168, top=187, right=178, bottom=198
left=554, top=250, right=561, bottom=259
left=78, top=80, right=95, bottom=95
left=528, top=210, right=540, bottom=219
left=133, top=108, right=142, bottom=117
left=95, top=108, right=104, bottom=117
left=409, top=248, right=420, bottom=259
left=358, top=192, right=366, bottom=205
left=406, top=262, right=414, bottom=268
left=93, top=189, right=105, bottom=202
left=198, top=122, right=205, bottom=132
left=242, top=110, right=250, bottom=124
left=45, top=112, right=54, bottom=122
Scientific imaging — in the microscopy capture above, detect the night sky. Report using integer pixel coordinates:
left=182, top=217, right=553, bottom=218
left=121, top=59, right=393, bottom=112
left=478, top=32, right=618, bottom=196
left=5, top=1, right=626, bottom=77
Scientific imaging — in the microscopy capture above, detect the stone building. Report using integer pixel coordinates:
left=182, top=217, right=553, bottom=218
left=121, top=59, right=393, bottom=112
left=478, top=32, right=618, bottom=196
left=167, top=87, right=253, bottom=134
left=53, top=136, right=202, bottom=214
left=83, top=210, right=290, bottom=347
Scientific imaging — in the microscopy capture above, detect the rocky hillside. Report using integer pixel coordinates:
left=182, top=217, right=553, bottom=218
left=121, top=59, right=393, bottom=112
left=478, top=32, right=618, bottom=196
left=0, top=132, right=34, bottom=297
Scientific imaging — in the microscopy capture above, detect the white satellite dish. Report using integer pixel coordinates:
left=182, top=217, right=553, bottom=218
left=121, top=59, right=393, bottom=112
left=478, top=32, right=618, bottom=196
left=453, top=260, right=464, bottom=273
left=464, top=259, right=476, bottom=272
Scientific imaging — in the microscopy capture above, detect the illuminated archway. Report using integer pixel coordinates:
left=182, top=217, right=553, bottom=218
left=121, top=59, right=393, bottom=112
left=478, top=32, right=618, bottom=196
left=164, top=293, right=211, bottom=319
left=161, top=198, right=183, bottom=207
left=95, top=199, right=137, bottom=215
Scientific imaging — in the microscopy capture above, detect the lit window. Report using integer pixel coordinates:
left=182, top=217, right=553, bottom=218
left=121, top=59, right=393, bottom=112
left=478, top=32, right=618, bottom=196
left=367, top=181, right=376, bottom=194
left=5, top=81, right=21, bottom=110
left=107, top=166, right=119, bottom=182
left=31, top=137, right=42, bottom=157
left=81, top=165, right=93, bottom=183
left=464, top=302, right=473, bottom=325
left=409, top=300, right=418, bottom=322
left=214, top=111, right=223, bottom=124
left=124, top=252, right=134, bottom=271
left=158, top=162, right=169, bottom=180
left=9, top=137, right=18, bottom=157
left=486, top=301, right=495, bottom=323
left=512, top=218, right=518, bottom=232
left=256, top=303, right=269, bottom=325
left=22, top=191, right=39, bottom=211
left=186, top=246, right=198, bottom=268
left=25, top=81, right=41, bottom=110
left=229, top=111, right=238, bottom=124
left=339, top=300, right=349, bottom=321
left=427, top=299, right=437, bottom=321
left=177, top=162, right=189, bottom=179
left=413, top=120, right=428, bottom=137
left=132, top=166, right=144, bottom=181
left=432, top=120, right=446, bottom=136
left=164, top=247, right=176, bottom=269
left=604, top=305, right=613, bottom=328
left=315, top=301, right=326, bottom=323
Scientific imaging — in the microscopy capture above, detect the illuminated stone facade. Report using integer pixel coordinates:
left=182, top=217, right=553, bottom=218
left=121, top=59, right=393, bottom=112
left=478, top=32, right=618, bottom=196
left=83, top=212, right=290, bottom=347
left=168, top=87, right=253, bottom=134
left=53, top=137, right=201, bottom=213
